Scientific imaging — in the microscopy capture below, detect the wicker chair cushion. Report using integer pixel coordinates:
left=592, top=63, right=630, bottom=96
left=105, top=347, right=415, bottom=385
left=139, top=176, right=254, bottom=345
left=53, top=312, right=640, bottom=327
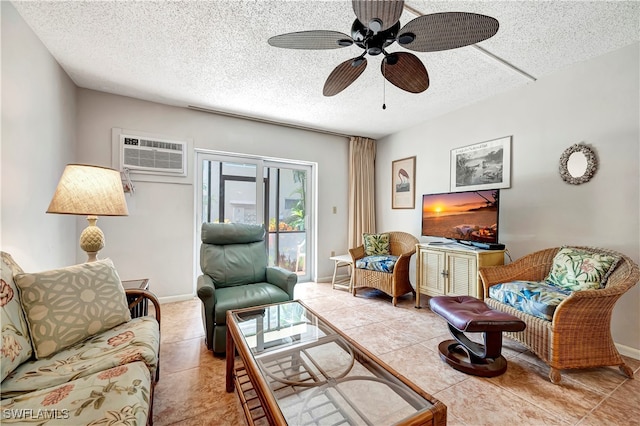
left=488, top=280, right=572, bottom=321
left=362, top=233, right=390, bottom=256
left=355, top=255, right=398, bottom=273
left=545, top=247, right=621, bottom=291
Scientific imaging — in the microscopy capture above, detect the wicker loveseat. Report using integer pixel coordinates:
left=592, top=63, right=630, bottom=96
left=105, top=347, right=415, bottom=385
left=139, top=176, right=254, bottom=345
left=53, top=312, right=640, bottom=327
left=349, top=232, right=419, bottom=306
left=479, top=246, right=639, bottom=384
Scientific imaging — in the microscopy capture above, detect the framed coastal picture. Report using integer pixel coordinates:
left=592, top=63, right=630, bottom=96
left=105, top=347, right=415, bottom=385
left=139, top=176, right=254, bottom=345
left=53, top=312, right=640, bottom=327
left=450, top=136, right=511, bottom=192
left=392, top=156, right=416, bottom=209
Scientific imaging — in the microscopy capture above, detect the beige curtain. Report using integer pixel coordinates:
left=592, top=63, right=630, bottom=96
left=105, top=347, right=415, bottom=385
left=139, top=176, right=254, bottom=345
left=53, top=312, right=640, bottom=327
left=348, top=136, right=376, bottom=249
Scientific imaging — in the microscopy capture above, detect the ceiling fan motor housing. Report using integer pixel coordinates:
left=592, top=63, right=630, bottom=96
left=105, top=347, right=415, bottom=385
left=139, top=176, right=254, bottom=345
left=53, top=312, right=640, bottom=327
left=351, top=19, right=399, bottom=55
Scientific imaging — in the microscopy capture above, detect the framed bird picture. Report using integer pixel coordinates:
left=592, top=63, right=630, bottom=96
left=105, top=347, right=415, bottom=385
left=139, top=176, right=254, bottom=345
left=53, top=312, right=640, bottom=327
left=392, top=156, right=416, bottom=209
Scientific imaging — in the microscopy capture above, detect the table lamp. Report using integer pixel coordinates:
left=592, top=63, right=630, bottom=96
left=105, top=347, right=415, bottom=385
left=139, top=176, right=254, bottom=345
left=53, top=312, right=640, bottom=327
left=47, top=164, right=129, bottom=262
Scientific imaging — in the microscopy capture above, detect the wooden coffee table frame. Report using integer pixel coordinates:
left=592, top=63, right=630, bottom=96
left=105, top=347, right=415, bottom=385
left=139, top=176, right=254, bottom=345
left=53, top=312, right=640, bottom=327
left=226, top=300, right=447, bottom=426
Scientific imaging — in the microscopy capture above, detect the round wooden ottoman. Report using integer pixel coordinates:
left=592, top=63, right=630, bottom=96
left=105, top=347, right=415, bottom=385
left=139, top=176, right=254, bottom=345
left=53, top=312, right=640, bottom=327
left=429, top=295, right=526, bottom=377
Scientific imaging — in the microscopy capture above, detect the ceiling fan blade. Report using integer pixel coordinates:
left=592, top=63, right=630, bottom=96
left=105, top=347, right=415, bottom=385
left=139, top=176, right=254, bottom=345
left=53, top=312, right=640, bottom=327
left=398, top=12, right=499, bottom=52
left=381, top=52, right=429, bottom=93
left=323, top=57, right=368, bottom=97
left=352, top=0, right=404, bottom=32
left=268, top=30, right=353, bottom=50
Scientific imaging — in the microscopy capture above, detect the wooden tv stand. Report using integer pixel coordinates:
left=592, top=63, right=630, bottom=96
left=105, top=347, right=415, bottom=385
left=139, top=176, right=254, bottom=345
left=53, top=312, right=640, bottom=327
left=415, top=243, right=505, bottom=307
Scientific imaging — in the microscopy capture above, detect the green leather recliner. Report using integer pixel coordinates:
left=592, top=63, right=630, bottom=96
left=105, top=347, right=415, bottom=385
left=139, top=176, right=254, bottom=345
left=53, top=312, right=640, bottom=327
left=197, top=222, right=298, bottom=354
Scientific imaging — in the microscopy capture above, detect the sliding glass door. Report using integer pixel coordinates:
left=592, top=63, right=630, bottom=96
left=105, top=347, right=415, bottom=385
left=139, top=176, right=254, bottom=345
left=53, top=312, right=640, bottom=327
left=196, top=151, right=313, bottom=282
left=201, top=159, right=261, bottom=225
left=265, top=165, right=307, bottom=275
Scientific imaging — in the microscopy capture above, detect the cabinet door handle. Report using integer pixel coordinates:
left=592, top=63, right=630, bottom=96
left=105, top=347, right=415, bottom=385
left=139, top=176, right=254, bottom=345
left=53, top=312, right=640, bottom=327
left=441, top=270, right=449, bottom=278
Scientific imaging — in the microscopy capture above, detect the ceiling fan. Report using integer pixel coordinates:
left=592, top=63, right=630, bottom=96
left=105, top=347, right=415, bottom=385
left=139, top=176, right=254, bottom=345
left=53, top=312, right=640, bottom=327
left=268, top=1, right=499, bottom=98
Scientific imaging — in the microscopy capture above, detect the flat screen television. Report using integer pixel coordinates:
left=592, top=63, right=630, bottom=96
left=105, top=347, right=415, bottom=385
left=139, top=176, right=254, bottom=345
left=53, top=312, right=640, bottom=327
left=421, top=189, right=500, bottom=244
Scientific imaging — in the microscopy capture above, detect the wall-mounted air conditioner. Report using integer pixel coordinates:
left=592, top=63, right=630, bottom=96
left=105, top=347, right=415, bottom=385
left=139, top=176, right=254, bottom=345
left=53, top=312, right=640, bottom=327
left=119, top=134, right=187, bottom=176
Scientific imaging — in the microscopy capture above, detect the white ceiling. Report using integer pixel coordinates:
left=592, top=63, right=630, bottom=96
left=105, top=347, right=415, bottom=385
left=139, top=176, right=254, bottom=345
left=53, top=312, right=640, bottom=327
left=11, top=1, right=640, bottom=139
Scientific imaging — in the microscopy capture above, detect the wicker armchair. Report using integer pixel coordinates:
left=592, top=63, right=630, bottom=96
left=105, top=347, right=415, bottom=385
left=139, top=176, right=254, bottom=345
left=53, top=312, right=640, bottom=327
left=349, top=232, right=419, bottom=306
left=479, top=246, right=639, bottom=384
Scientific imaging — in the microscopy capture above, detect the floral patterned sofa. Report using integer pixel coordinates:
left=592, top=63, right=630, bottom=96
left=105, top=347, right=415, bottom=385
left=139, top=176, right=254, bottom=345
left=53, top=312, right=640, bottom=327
left=0, top=252, right=160, bottom=425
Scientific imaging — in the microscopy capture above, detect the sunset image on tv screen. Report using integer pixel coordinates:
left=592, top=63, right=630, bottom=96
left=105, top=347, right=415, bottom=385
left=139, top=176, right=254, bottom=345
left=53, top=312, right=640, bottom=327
left=422, top=190, right=499, bottom=243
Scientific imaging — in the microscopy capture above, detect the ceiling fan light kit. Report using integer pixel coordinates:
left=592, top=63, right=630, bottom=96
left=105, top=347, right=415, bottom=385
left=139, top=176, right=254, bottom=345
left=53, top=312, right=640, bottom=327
left=268, top=0, right=499, bottom=98
left=352, top=0, right=405, bottom=33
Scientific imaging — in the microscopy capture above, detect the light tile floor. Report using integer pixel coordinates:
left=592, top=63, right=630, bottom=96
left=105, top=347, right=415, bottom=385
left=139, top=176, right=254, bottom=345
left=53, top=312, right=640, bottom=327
left=152, top=282, right=640, bottom=425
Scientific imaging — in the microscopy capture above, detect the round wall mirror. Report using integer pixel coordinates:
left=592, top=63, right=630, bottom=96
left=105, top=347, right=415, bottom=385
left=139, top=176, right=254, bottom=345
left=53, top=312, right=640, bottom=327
left=559, top=143, right=597, bottom=185
left=567, top=151, right=588, bottom=177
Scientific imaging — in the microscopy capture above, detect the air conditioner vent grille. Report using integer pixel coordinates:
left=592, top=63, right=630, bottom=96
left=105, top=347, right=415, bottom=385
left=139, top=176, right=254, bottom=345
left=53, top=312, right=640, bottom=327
left=120, top=134, right=187, bottom=176
left=123, top=147, right=183, bottom=170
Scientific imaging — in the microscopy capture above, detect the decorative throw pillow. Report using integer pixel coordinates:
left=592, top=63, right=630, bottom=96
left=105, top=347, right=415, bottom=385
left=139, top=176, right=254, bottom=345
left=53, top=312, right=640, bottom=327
left=363, top=233, right=390, bottom=256
left=1, top=252, right=33, bottom=381
left=545, top=247, right=621, bottom=292
left=14, top=259, right=131, bottom=359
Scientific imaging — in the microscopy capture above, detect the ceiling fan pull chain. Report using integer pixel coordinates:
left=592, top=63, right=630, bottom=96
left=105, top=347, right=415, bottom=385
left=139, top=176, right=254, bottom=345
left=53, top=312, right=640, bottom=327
left=382, top=61, right=387, bottom=110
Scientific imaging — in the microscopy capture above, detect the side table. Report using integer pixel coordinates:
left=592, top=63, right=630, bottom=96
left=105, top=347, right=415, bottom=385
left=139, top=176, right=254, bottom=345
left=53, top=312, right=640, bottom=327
left=329, top=254, right=353, bottom=291
left=122, top=279, right=150, bottom=318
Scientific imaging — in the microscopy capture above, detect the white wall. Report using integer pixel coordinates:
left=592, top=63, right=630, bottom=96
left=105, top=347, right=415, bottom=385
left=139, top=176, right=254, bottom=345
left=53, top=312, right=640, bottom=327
left=376, top=43, right=640, bottom=352
left=75, top=90, right=350, bottom=301
left=1, top=1, right=77, bottom=271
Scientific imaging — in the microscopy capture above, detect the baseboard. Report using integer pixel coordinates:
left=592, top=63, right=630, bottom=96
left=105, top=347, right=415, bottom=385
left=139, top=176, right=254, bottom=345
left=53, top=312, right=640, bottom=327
left=158, top=294, right=196, bottom=304
left=616, top=342, right=640, bottom=360
left=314, top=274, right=352, bottom=284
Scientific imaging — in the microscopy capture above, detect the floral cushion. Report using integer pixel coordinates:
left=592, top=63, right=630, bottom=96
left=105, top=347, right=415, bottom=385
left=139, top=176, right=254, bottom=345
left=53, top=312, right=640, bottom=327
left=489, top=280, right=572, bottom=321
left=356, top=255, right=399, bottom=273
left=545, top=247, right=621, bottom=291
left=1, top=316, right=159, bottom=399
left=14, top=259, right=132, bottom=359
left=1, top=252, right=33, bottom=382
left=362, top=233, right=390, bottom=256
left=0, top=361, right=150, bottom=425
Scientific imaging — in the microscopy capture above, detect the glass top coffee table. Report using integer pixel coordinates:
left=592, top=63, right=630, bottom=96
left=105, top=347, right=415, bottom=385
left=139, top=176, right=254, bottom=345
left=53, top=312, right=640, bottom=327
left=226, top=300, right=446, bottom=425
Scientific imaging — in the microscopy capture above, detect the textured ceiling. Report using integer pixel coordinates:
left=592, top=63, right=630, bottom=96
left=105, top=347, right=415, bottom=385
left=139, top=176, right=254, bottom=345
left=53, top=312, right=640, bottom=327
left=11, top=1, right=640, bottom=139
